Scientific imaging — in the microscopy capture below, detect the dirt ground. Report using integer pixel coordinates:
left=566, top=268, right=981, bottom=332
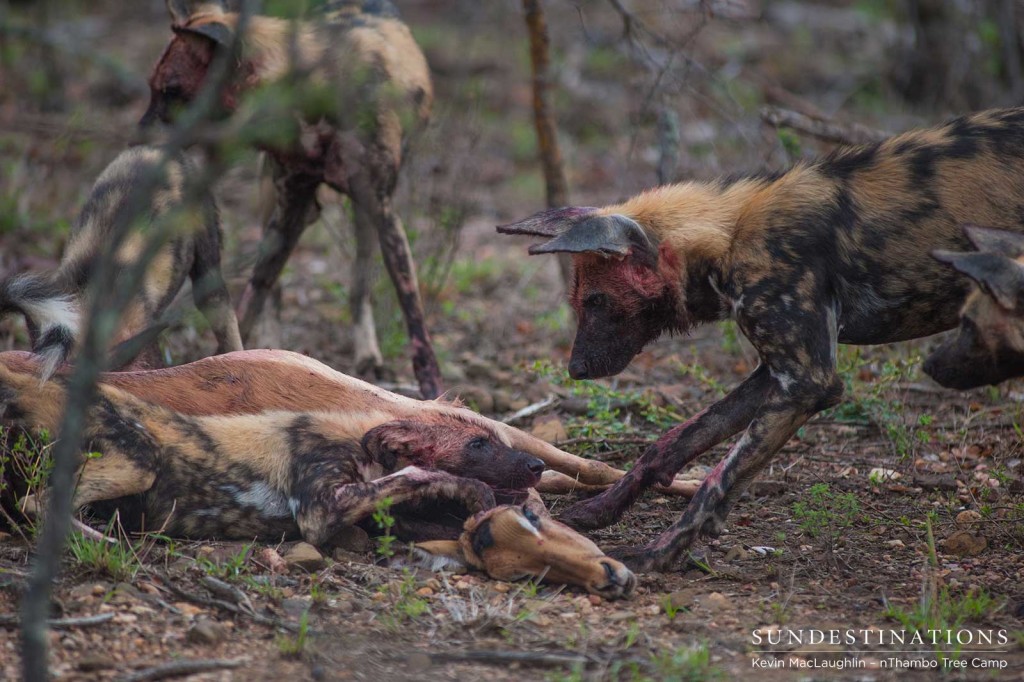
left=1, top=1, right=1023, bottom=680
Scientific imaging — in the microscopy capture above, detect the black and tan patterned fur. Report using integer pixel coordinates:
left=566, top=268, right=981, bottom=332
left=500, top=108, right=1024, bottom=572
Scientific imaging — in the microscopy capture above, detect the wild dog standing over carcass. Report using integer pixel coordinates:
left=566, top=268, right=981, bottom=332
left=0, top=146, right=242, bottom=380
left=141, top=0, right=443, bottom=398
left=500, top=108, right=1024, bottom=571
left=924, top=225, right=1024, bottom=388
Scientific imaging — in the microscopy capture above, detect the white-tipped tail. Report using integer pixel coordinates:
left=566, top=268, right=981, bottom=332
left=0, top=274, right=80, bottom=381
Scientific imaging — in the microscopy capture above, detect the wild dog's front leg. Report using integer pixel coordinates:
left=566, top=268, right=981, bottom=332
left=559, top=365, right=772, bottom=531
left=350, top=201, right=384, bottom=377
left=297, top=467, right=496, bottom=547
left=237, top=170, right=320, bottom=343
left=190, top=219, right=243, bottom=354
left=614, top=309, right=844, bottom=572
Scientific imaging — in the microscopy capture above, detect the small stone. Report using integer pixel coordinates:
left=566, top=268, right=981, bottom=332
left=664, top=590, right=693, bottom=611
left=588, top=594, right=603, bottom=606
left=724, top=546, right=749, bottom=562
left=941, top=531, right=987, bottom=557
left=90, top=584, right=107, bottom=596
left=884, top=539, right=905, bottom=549
left=416, top=587, right=434, bottom=597
left=256, top=547, right=288, bottom=574
left=425, top=579, right=441, bottom=591
left=331, top=525, right=371, bottom=554
left=186, top=617, right=225, bottom=645
left=282, top=597, right=312, bottom=618
left=955, top=510, right=983, bottom=528
left=703, top=592, right=731, bottom=611
left=869, top=467, right=901, bottom=483
left=284, top=542, right=326, bottom=572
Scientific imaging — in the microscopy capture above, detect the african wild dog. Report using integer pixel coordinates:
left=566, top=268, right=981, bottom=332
left=413, top=502, right=637, bottom=598
left=924, top=225, right=1024, bottom=388
left=0, top=348, right=663, bottom=495
left=141, top=0, right=442, bottom=398
left=499, top=108, right=1024, bottom=571
left=0, top=358, right=543, bottom=545
left=0, top=146, right=242, bottom=380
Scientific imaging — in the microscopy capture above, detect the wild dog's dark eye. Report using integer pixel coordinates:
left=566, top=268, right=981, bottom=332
left=584, top=293, right=608, bottom=309
left=522, top=507, right=541, bottom=527
left=468, top=437, right=488, bottom=449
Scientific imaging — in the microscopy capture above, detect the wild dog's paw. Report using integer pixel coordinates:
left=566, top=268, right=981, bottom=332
left=605, top=544, right=675, bottom=573
left=557, top=498, right=618, bottom=531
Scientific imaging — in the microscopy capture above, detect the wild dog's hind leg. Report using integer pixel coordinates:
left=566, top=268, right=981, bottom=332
left=237, top=166, right=321, bottom=344
left=21, top=450, right=156, bottom=519
left=348, top=178, right=443, bottom=399
left=190, top=214, right=243, bottom=354
left=559, top=364, right=773, bottom=531
left=350, top=200, right=384, bottom=377
left=297, top=467, right=495, bottom=547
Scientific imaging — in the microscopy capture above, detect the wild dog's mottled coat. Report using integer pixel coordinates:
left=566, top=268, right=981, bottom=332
left=0, top=146, right=242, bottom=379
left=143, top=0, right=442, bottom=398
left=0, top=359, right=542, bottom=545
left=500, top=108, right=1024, bottom=571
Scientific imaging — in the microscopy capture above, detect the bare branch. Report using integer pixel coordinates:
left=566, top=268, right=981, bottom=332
left=760, top=105, right=889, bottom=147
left=117, top=658, right=248, bottom=682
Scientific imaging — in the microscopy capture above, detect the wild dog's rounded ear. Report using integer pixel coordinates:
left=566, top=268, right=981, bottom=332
left=529, top=214, right=658, bottom=267
left=497, top=206, right=599, bottom=238
left=173, top=21, right=234, bottom=47
left=962, top=224, right=1024, bottom=259
left=361, top=421, right=422, bottom=469
left=933, top=249, right=1024, bottom=311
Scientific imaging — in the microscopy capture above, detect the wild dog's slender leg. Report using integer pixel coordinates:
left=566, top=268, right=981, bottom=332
left=349, top=179, right=443, bottom=399
left=236, top=168, right=321, bottom=343
left=190, top=219, right=243, bottom=354
left=559, top=365, right=773, bottom=531
left=611, top=304, right=843, bottom=572
left=349, top=200, right=384, bottom=376
left=297, top=466, right=495, bottom=547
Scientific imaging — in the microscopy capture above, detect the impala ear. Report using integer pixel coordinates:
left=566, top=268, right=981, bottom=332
left=962, top=224, right=1024, bottom=259
left=173, top=21, right=233, bottom=47
left=933, top=250, right=1024, bottom=311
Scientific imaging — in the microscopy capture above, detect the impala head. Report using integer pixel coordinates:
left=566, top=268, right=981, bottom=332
left=458, top=503, right=636, bottom=599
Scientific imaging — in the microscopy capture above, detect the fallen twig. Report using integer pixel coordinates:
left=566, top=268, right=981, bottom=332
left=160, top=577, right=299, bottom=633
left=761, top=105, right=889, bottom=146
left=117, top=657, right=247, bottom=682
left=502, top=395, right=557, bottom=424
left=0, top=612, right=114, bottom=629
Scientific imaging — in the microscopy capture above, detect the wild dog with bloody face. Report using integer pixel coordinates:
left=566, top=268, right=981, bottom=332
left=924, top=225, right=1024, bottom=388
left=141, top=0, right=442, bottom=398
left=500, top=108, right=1024, bottom=571
left=0, top=359, right=543, bottom=545
left=0, top=146, right=242, bottom=380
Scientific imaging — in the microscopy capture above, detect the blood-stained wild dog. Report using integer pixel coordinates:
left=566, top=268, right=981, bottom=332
left=141, top=0, right=443, bottom=398
left=0, top=146, right=242, bottom=380
left=500, top=108, right=1024, bottom=571
left=924, top=225, right=1024, bottom=388
left=0, top=359, right=543, bottom=546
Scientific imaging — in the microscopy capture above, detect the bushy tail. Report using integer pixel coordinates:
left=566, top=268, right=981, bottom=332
left=0, top=273, right=78, bottom=381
